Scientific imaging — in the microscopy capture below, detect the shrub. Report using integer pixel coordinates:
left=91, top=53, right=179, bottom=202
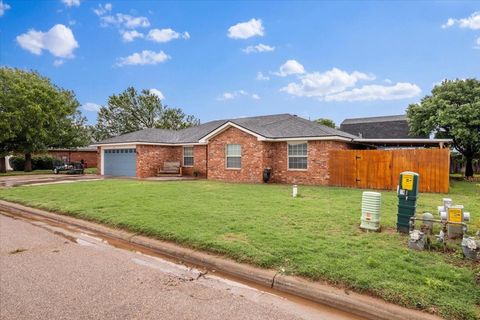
left=8, top=154, right=57, bottom=171
left=33, top=155, right=56, bottom=170
left=9, top=156, right=25, bottom=171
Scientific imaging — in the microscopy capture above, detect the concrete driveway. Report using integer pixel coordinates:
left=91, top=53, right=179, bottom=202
left=0, top=213, right=361, bottom=320
left=0, top=174, right=101, bottom=187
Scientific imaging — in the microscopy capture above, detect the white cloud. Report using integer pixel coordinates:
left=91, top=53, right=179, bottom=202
left=16, top=24, right=79, bottom=58
left=93, top=3, right=112, bottom=16
left=281, top=68, right=375, bottom=97
left=442, top=11, right=480, bottom=29
left=122, top=30, right=143, bottom=42
left=256, top=72, right=270, bottom=81
left=227, top=18, right=264, bottom=39
left=0, top=1, right=11, bottom=16
left=442, top=18, right=455, bottom=29
left=274, top=60, right=305, bottom=77
left=116, top=50, right=170, bottom=67
left=149, top=88, right=165, bottom=100
left=218, top=92, right=235, bottom=100
left=243, top=43, right=275, bottom=54
left=82, top=102, right=101, bottom=112
left=146, top=28, right=190, bottom=43
left=61, top=0, right=80, bottom=7
left=324, top=82, right=421, bottom=102
left=53, top=59, right=64, bottom=67
left=216, top=90, right=258, bottom=101
left=101, top=13, right=150, bottom=29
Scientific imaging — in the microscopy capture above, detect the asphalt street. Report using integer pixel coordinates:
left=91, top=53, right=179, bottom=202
left=0, top=214, right=361, bottom=320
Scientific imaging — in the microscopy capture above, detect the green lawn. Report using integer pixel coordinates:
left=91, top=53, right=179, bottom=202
left=0, top=180, right=478, bottom=319
left=0, top=168, right=97, bottom=176
left=0, top=169, right=53, bottom=176
left=84, top=167, right=97, bottom=174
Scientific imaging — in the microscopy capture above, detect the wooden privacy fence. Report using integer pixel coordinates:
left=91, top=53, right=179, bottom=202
left=328, top=149, right=450, bottom=193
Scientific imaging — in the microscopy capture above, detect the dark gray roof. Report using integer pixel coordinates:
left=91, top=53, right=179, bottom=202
left=229, top=114, right=357, bottom=139
left=341, top=114, right=407, bottom=125
left=95, top=114, right=356, bottom=145
left=340, top=115, right=427, bottom=139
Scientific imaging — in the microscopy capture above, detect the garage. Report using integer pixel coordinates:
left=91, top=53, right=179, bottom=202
left=103, top=148, right=136, bottom=177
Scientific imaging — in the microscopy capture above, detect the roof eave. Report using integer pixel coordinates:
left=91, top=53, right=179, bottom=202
left=91, top=141, right=208, bottom=147
left=353, top=138, right=452, bottom=145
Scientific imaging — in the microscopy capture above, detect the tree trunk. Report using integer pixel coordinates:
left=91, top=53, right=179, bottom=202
left=0, top=156, right=6, bottom=173
left=465, top=156, right=474, bottom=179
left=24, top=153, right=32, bottom=172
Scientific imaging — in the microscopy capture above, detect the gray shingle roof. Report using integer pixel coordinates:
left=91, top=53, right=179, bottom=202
left=95, top=114, right=356, bottom=145
left=340, top=114, right=427, bottom=139
left=341, top=114, right=407, bottom=125
left=230, top=114, right=357, bottom=139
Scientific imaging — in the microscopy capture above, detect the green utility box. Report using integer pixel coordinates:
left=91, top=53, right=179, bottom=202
left=396, top=171, right=420, bottom=233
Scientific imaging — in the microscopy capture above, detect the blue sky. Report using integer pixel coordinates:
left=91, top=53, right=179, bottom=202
left=1, top=1, right=479, bottom=125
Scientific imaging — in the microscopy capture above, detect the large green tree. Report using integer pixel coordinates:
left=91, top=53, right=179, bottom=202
left=0, top=68, right=90, bottom=172
left=407, top=79, right=480, bottom=178
left=92, top=87, right=199, bottom=141
left=315, top=118, right=336, bottom=129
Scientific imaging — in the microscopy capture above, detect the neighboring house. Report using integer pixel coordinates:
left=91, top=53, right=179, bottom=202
left=340, top=115, right=436, bottom=148
left=93, top=113, right=450, bottom=184
left=47, top=147, right=97, bottom=168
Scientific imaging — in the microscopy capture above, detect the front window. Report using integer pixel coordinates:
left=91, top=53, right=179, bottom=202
left=183, top=146, right=194, bottom=167
left=288, top=142, right=308, bottom=170
left=226, top=144, right=241, bottom=169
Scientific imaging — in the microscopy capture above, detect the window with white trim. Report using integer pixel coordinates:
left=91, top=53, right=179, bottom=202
left=183, top=146, right=194, bottom=167
left=288, top=142, right=308, bottom=170
left=226, top=144, right=241, bottom=169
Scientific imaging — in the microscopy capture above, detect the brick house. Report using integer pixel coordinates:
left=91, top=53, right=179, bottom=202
left=47, top=147, right=98, bottom=168
left=93, top=113, right=450, bottom=185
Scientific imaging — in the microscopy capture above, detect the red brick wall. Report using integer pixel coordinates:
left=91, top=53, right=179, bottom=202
left=136, top=145, right=182, bottom=178
left=268, top=140, right=351, bottom=185
left=206, top=126, right=352, bottom=184
left=96, top=147, right=101, bottom=175
left=98, top=132, right=351, bottom=183
left=207, top=127, right=268, bottom=183
left=48, top=150, right=97, bottom=168
left=182, top=145, right=208, bottom=178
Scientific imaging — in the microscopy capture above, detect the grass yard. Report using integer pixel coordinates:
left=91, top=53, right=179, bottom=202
left=0, top=180, right=479, bottom=319
left=0, top=169, right=53, bottom=176
left=84, top=167, right=97, bottom=174
left=0, top=168, right=96, bottom=176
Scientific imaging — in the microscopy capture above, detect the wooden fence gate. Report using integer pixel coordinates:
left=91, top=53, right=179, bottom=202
left=328, top=149, right=450, bottom=193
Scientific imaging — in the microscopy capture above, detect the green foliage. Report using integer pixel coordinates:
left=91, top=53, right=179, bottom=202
left=407, top=79, right=480, bottom=177
left=0, top=67, right=90, bottom=167
left=315, top=118, right=336, bottom=128
left=92, top=87, right=200, bottom=141
left=1, top=180, right=479, bottom=319
left=8, top=156, right=25, bottom=171
left=8, top=155, right=57, bottom=171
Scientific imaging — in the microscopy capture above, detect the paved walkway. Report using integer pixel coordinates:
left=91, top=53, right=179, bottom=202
left=0, top=214, right=361, bottom=320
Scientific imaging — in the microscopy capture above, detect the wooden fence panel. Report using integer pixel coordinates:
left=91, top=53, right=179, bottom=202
left=328, top=150, right=356, bottom=187
left=328, top=149, right=450, bottom=193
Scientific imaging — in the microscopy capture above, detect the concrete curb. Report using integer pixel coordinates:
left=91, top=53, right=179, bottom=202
left=0, top=200, right=441, bottom=320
